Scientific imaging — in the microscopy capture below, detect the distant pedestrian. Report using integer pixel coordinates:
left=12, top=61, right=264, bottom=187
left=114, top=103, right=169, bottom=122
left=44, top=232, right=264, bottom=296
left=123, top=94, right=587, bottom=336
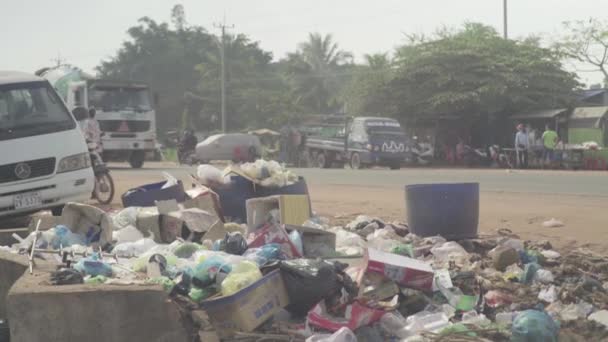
left=514, top=124, right=529, bottom=169
left=541, top=124, right=558, bottom=167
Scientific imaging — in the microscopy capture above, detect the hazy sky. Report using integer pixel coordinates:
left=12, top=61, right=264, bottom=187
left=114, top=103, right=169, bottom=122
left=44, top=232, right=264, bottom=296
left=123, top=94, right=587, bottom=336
left=1, top=0, right=607, bottom=85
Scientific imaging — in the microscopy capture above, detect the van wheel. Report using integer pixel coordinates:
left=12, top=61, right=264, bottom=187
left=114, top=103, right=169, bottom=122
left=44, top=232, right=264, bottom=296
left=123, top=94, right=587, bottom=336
left=350, top=152, right=363, bottom=170
left=389, top=162, right=401, bottom=170
left=51, top=205, right=64, bottom=216
left=129, top=151, right=145, bottom=169
left=316, top=153, right=330, bottom=169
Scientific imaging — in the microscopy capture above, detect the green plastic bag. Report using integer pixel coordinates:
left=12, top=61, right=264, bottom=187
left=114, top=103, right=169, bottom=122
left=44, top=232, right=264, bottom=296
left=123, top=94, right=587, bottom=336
left=220, top=260, right=262, bottom=296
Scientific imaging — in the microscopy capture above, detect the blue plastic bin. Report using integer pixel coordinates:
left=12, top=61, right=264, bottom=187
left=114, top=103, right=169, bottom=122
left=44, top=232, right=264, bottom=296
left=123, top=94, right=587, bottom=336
left=121, top=180, right=186, bottom=208
left=405, top=183, right=479, bottom=240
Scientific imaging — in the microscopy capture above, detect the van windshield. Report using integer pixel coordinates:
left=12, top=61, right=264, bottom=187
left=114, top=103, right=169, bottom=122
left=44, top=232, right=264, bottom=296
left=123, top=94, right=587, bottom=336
left=0, top=81, right=75, bottom=141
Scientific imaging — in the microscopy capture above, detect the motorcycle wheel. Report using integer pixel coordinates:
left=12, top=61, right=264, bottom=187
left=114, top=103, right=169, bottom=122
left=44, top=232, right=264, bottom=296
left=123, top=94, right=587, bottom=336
left=94, top=172, right=115, bottom=205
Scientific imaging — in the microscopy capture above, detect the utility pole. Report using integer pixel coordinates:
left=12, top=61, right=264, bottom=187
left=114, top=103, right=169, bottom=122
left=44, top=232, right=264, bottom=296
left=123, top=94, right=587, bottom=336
left=503, top=0, right=508, bottom=39
left=50, top=53, right=65, bottom=67
left=214, top=17, right=234, bottom=133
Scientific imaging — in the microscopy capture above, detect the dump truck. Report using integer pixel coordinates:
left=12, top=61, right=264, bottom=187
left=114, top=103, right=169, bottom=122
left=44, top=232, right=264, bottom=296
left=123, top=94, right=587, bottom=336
left=302, top=115, right=408, bottom=169
left=36, top=65, right=157, bottom=168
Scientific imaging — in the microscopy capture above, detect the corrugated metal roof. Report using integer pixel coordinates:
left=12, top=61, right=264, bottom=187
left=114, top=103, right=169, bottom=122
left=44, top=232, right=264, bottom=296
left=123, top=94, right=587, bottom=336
left=570, top=106, right=608, bottom=120
left=578, top=88, right=607, bottom=100
left=511, top=108, right=567, bottom=120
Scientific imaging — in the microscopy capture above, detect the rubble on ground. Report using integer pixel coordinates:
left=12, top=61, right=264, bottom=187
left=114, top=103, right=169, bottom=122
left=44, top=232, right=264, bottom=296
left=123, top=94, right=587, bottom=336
left=4, top=161, right=608, bottom=341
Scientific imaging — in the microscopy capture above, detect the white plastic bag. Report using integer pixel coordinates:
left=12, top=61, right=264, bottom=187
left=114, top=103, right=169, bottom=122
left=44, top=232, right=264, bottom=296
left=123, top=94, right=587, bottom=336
left=196, top=165, right=224, bottom=185
left=161, top=172, right=178, bottom=189
left=306, top=327, right=357, bottom=342
left=112, top=225, right=145, bottom=243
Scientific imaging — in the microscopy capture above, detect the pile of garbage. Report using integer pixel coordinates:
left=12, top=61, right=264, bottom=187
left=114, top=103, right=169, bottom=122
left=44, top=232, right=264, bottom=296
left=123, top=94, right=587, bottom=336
left=4, top=162, right=608, bottom=341
left=7, top=210, right=608, bottom=341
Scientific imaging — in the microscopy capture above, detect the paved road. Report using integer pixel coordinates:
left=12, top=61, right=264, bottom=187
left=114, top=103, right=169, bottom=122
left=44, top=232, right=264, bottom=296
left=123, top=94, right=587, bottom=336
left=111, top=163, right=608, bottom=197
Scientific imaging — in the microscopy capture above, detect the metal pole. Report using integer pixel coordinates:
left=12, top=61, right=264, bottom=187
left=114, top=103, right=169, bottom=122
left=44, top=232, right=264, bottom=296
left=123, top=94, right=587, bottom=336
left=220, top=26, right=226, bottom=133
left=503, top=0, right=508, bottom=39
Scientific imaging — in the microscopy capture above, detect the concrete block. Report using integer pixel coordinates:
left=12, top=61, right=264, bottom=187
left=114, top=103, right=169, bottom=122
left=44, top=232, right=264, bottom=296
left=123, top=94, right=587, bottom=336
left=7, top=272, right=190, bottom=342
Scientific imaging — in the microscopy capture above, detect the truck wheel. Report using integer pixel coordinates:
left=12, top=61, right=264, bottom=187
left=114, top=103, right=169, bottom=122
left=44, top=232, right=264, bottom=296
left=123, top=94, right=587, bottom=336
left=129, top=151, right=145, bottom=169
left=350, top=152, right=363, bottom=170
left=316, top=152, right=330, bottom=169
left=389, top=161, right=401, bottom=170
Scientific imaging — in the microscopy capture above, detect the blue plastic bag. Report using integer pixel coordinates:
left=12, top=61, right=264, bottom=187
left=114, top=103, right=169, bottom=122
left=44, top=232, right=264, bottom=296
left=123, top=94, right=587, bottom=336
left=511, top=310, right=559, bottom=342
left=242, top=243, right=283, bottom=266
left=74, top=253, right=113, bottom=277
left=51, top=225, right=87, bottom=249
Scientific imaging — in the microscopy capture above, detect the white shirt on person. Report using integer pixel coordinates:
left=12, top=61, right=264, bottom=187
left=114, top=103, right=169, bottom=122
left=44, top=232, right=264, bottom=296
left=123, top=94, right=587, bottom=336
left=514, top=131, right=529, bottom=151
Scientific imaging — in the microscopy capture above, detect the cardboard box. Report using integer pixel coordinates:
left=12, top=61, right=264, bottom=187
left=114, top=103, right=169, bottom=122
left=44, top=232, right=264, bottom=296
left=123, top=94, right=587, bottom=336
left=284, top=224, right=336, bottom=258
left=135, top=207, right=162, bottom=242
left=246, top=195, right=311, bottom=233
left=200, top=270, right=289, bottom=338
left=157, top=199, right=223, bottom=242
left=366, top=248, right=434, bottom=291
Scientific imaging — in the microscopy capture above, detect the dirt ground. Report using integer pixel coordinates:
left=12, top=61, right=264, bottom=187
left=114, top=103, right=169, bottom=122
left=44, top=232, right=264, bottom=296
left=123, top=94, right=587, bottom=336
left=109, top=170, right=608, bottom=253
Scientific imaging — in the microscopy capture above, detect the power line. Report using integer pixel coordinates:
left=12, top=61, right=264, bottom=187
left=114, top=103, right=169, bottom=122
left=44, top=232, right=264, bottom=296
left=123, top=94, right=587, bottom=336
left=214, top=16, right=234, bottom=133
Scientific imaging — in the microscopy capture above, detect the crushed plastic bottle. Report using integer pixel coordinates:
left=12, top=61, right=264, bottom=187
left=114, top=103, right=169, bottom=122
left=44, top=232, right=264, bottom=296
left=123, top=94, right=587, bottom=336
left=380, top=310, right=450, bottom=338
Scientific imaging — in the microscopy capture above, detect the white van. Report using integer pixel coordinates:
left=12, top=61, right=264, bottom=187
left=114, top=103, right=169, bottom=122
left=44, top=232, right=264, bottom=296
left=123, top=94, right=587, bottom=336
left=0, top=71, right=94, bottom=218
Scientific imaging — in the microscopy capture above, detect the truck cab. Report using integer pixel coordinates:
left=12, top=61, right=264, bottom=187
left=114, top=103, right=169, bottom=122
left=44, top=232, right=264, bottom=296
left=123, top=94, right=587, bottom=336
left=37, top=66, right=157, bottom=168
left=346, top=117, right=407, bottom=169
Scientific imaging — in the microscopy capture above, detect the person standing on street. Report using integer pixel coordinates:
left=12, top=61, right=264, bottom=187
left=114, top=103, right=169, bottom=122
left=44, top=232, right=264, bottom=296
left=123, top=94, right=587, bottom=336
left=514, top=124, right=529, bottom=169
left=542, top=124, right=558, bottom=168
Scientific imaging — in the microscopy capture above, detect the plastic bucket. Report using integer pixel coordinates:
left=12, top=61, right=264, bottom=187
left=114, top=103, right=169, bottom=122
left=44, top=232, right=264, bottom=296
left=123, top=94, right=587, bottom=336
left=404, top=183, right=479, bottom=240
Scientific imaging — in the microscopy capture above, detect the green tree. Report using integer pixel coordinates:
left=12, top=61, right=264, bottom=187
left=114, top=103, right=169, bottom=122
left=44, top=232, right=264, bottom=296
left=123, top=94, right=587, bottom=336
left=389, top=23, right=580, bottom=123
left=556, top=19, right=608, bottom=83
left=285, top=33, right=353, bottom=113
left=342, top=53, right=394, bottom=115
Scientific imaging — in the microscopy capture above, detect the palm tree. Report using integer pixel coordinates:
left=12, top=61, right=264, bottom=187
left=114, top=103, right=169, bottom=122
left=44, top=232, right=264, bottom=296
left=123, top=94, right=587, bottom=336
left=286, top=33, right=353, bottom=113
left=364, top=53, right=390, bottom=69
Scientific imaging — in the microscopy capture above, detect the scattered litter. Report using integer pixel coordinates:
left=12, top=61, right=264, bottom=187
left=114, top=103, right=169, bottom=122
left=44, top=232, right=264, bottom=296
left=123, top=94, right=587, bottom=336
left=542, top=218, right=564, bottom=228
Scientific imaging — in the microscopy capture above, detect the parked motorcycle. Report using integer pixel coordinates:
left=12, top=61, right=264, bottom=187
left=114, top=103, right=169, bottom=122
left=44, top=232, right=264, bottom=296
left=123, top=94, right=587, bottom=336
left=88, top=142, right=114, bottom=205
left=488, top=145, right=513, bottom=169
left=177, top=145, right=197, bottom=165
left=407, top=138, right=434, bottom=165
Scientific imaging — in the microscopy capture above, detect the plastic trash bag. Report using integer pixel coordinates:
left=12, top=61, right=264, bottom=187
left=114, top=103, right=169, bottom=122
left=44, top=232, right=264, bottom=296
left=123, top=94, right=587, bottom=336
left=306, top=327, right=357, bottom=342
left=279, top=259, right=344, bottom=316
left=220, top=260, right=263, bottom=295
left=224, top=232, right=248, bottom=255
left=113, top=236, right=157, bottom=257
left=190, top=255, right=233, bottom=287
left=172, top=242, right=204, bottom=259
left=112, top=225, right=144, bottom=243
left=511, top=310, right=559, bottom=342
left=196, top=165, right=224, bottom=185
left=112, top=207, right=139, bottom=229
left=243, top=243, right=284, bottom=266
left=51, top=225, right=87, bottom=249
left=289, top=230, right=304, bottom=256
left=74, top=253, right=112, bottom=277
left=161, top=172, right=178, bottom=189
left=50, top=268, right=84, bottom=285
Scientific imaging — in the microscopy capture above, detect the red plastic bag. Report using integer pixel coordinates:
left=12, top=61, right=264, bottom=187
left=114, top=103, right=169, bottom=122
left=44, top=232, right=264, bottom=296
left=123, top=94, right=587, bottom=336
left=307, top=301, right=386, bottom=332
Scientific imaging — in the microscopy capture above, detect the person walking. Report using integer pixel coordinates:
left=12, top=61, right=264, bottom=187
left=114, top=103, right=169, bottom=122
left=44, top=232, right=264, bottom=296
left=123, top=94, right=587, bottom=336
left=514, top=124, right=529, bottom=169
left=541, top=124, right=558, bottom=168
